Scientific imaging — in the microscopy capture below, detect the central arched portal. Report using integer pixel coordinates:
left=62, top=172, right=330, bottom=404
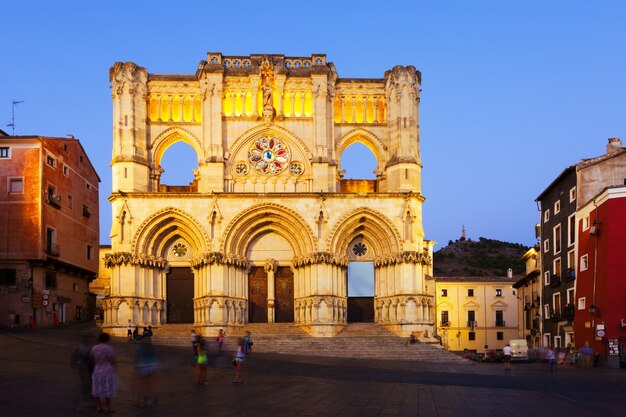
left=246, top=232, right=295, bottom=323
left=166, top=267, right=194, bottom=323
left=347, top=261, right=375, bottom=322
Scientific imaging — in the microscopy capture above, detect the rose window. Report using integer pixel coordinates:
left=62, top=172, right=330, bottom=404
left=248, top=137, right=290, bottom=175
left=353, top=242, right=367, bottom=257
left=172, top=243, right=188, bottom=258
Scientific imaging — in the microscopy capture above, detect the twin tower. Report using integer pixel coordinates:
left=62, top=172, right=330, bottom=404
left=103, top=53, right=434, bottom=338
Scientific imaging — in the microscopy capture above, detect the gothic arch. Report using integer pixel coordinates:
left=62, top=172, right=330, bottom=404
left=336, top=128, right=387, bottom=169
left=151, top=127, right=203, bottom=168
left=132, top=207, right=210, bottom=257
left=221, top=203, right=315, bottom=258
left=327, top=207, right=402, bottom=257
left=227, top=124, right=312, bottom=171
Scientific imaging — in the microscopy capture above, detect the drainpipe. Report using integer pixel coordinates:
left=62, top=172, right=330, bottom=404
left=591, top=200, right=599, bottom=331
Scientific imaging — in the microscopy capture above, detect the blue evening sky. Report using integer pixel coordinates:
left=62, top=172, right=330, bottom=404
left=3, top=0, right=625, bottom=254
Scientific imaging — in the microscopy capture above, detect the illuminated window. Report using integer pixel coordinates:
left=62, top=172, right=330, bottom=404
left=495, top=289, right=502, bottom=297
left=441, top=289, right=447, bottom=297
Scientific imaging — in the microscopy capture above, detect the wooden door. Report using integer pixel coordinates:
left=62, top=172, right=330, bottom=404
left=167, top=267, right=194, bottom=323
left=248, top=267, right=268, bottom=323
left=347, top=297, right=374, bottom=322
left=274, top=266, right=294, bottom=323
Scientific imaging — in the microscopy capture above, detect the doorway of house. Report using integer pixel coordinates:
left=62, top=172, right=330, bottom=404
left=166, top=267, right=194, bottom=323
left=347, top=261, right=375, bottom=322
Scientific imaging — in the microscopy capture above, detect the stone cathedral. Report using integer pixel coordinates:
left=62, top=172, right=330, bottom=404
left=101, top=53, right=434, bottom=338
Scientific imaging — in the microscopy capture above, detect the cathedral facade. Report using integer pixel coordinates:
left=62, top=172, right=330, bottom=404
left=102, top=53, right=434, bottom=337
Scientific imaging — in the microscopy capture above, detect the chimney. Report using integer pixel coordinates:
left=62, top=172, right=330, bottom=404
left=607, top=137, right=622, bottom=154
left=507, top=268, right=513, bottom=278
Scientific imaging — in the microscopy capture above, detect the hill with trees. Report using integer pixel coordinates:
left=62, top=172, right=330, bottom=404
left=433, top=237, right=529, bottom=277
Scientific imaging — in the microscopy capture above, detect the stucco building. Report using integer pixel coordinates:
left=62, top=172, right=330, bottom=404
left=100, top=53, right=434, bottom=338
left=0, top=132, right=99, bottom=328
left=435, top=274, right=519, bottom=353
left=513, top=245, right=542, bottom=348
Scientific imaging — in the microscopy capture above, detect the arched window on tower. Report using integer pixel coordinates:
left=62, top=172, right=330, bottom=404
left=339, top=142, right=377, bottom=192
left=159, top=141, right=199, bottom=192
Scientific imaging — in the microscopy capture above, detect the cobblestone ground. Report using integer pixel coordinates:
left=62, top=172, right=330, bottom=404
left=1, top=324, right=625, bottom=417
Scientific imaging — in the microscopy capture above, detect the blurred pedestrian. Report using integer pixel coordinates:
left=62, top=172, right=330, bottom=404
left=244, top=331, right=253, bottom=354
left=196, top=336, right=209, bottom=385
left=191, top=329, right=199, bottom=363
left=232, top=338, right=245, bottom=384
left=217, top=329, right=226, bottom=352
left=503, top=344, right=512, bottom=370
left=135, top=336, right=158, bottom=406
left=127, top=319, right=133, bottom=341
left=91, top=332, right=116, bottom=414
left=70, top=333, right=94, bottom=411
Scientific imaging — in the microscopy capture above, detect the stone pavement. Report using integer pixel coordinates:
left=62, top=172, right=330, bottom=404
left=1, top=324, right=626, bottom=417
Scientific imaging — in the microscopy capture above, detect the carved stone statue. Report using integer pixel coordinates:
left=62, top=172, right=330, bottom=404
left=260, top=57, right=274, bottom=121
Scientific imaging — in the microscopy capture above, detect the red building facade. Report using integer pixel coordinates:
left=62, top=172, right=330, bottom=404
left=0, top=133, right=100, bottom=328
left=575, top=186, right=626, bottom=367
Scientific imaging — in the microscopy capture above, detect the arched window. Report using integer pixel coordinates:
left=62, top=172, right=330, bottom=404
left=159, top=142, right=198, bottom=186
left=341, top=142, right=377, bottom=179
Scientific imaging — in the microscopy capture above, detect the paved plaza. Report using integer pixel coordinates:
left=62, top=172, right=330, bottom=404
left=1, top=324, right=625, bottom=417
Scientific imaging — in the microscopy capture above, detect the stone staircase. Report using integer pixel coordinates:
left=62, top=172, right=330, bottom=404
left=150, top=323, right=467, bottom=362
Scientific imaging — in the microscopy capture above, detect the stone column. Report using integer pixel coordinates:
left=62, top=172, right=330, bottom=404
left=265, top=259, right=276, bottom=323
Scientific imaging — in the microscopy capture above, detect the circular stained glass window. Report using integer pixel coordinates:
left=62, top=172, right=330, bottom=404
left=289, top=161, right=303, bottom=176
left=248, top=137, right=290, bottom=175
left=353, top=242, right=367, bottom=257
left=172, top=243, right=188, bottom=258
left=235, top=161, right=249, bottom=176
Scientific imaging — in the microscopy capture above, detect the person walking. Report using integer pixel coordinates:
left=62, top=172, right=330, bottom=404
left=191, top=329, right=199, bottom=363
left=217, top=329, right=226, bottom=352
left=503, top=344, right=513, bottom=370
left=196, top=337, right=209, bottom=385
left=244, top=331, right=253, bottom=354
left=232, top=338, right=245, bottom=384
left=127, top=320, right=133, bottom=341
left=135, top=337, right=158, bottom=407
left=91, top=333, right=116, bottom=414
left=70, top=333, right=94, bottom=411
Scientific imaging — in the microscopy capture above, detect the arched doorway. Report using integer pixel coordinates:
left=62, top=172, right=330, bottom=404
left=347, top=261, right=375, bottom=322
left=246, top=231, right=295, bottom=323
left=166, top=266, right=194, bottom=323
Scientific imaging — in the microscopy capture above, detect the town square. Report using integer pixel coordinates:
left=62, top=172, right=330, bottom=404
left=1, top=1, right=626, bottom=416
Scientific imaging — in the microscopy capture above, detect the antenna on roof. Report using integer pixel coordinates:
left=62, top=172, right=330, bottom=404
left=6, top=100, right=25, bottom=135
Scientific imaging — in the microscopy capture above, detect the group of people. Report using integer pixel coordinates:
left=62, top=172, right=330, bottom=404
left=127, top=320, right=153, bottom=341
left=191, top=329, right=253, bottom=385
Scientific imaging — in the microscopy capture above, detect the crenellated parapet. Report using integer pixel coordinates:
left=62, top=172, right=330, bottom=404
left=104, top=251, right=168, bottom=269
left=374, top=250, right=432, bottom=267
left=292, top=252, right=349, bottom=269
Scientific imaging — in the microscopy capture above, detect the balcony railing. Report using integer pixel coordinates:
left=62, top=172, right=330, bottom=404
left=45, top=243, right=60, bottom=257
left=550, top=313, right=561, bottom=322
left=550, top=274, right=561, bottom=288
left=46, top=194, right=61, bottom=209
left=562, top=304, right=575, bottom=320
left=564, top=268, right=576, bottom=282
left=439, top=321, right=450, bottom=327
left=495, top=320, right=506, bottom=327
left=467, top=320, right=477, bottom=329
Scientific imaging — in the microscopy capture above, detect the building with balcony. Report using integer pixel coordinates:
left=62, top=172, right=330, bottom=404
left=435, top=274, right=518, bottom=353
left=0, top=132, right=100, bottom=328
left=536, top=137, right=626, bottom=349
left=574, top=186, right=626, bottom=367
left=99, top=53, right=435, bottom=338
left=513, top=245, right=542, bottom=348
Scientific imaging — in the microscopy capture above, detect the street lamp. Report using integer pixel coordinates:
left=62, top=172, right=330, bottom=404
left=589, top=304, right=597, bottom=315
